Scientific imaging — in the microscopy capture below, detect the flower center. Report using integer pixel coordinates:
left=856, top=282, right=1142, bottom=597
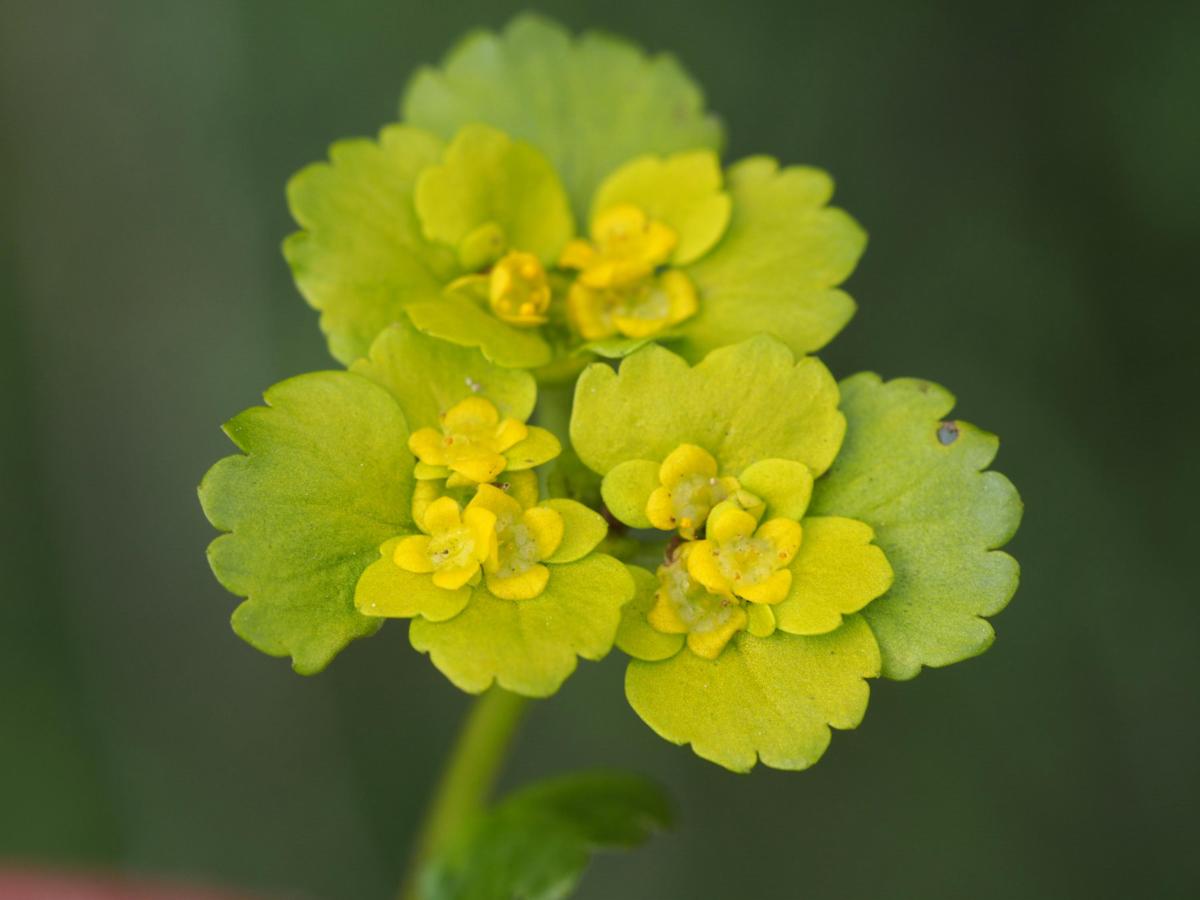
left=687, top=505, right=802, bottom=605
left=493, top=518, right=545, bottom=579
left=392, top=496, right=497, bottom=591
left=427, top=524, right=483, bottom=571
left=466, top=483, right=565, bottom=600
left=711, top=534, right=778, bottom=585
left=647, top=548, right=748, bottom=659
left=646, top=443, right=746, bottom=538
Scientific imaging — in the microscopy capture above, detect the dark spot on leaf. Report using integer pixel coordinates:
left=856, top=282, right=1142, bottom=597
left=937, top=421, right=959, bottom=445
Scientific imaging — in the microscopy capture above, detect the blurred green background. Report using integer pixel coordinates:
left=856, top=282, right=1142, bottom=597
left=3, top=0, right=1197, bottom=897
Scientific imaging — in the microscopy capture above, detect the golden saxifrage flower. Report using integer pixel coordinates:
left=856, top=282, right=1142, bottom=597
left=200, top=15, right=1021, bottom=780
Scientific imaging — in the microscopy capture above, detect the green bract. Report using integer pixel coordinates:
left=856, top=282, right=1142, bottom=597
left=284, top=126, right=456, bottom=366
left=590, top=151, right=731, bottom=266
left=200, top=323, right=633, bottom=694
left=284, top=16, right=864, bottom=372
left=404, top=553, right=632, bottom=697
left=352, top=317, right=536, bottom=427
left=572, top=338, right=1019, bottom=772
left=810, top=374, right=1023, bottom=679
left=403, top=13, right=723, bottom=219
left=572, top=335, right=844, bottom=476
left=415, top=124, right=574, bottom=268
left=625, top=613, right=881, bottom=772
left=675, top=157, right=864, bottom=361
left=199, top=371, right=412, bottom=674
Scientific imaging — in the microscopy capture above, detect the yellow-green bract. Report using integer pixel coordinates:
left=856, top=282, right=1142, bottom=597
left=284, top=14, right=864, bottom=372
left=200, top=321, right=633, bottom=693
left=572, top=338, right=1021, bottom=771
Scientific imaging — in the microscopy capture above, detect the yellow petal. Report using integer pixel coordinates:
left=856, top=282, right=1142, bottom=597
left=558, top=239, right=596, bottom=271
left=462, top=506, right=498, bottom=563
left=411, top=480, right=443, bottom=530
left=504, top=427, right=562, bottom=472
left=686, top=540, right=732, bottom=594
left=708, top=504, right=758, bottom=544
left=612, top=270, right=698, bottom=338
left=611, top=313, right=670, bottom=339
left=659, top=443, right=717, bottom=487
left=642, top=219, right=679, bottom=267
left=645, top=486, right=678, bottom=531
left=497, top=470, right=539, bottom=509
left=523, top=507, right=565, bottom=560
left=408, top=427, right=448, bottom=466
left=451, top=452, right=507, bottom=484
left=433, top=562, right=481, bottom=590
left=492, top=259, right=513, bottom=296
left=659, top=269, right=698, bottom=323
left=647, top=589, right=691, bottom=634
left=580, top=257, right=647, bottom=289
left=467, top=482, right=523, bottom=522
left=591, top=205, right=678, bottom=273
left=738, top=569, right=792, bottom=605
left=745, top=602, right=776, bottom=638
left=566, top=282, right=615, bottom=340
left=757, top=518, right=804, bottom=566
left=686, top=606, right=747, bottom=660
left=486, top=563, right=550, bottom=600
left=492, top=417, right=529, bottom=452
left=422, top=496, right=463, bottom=534
left=443, top=396, right=499, bottom=431
left=488, top=252, right=551, bottom=325
left=392, top=535, right=434, bottom=573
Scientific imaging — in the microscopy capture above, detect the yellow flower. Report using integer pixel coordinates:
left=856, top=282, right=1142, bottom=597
left=560, top=204, right=698, bottom=341
left=467, top=483, right=565, bottom=600
left=445, top=249, right=553, bottom=328
left=392, top=496, right=496, bottom=590
left=566, top=270, right=697, bottom=342
left=487, top=250, right=552, bottom=325
left=411, top=470, right=539, bottom=532
left=559, top=204, right=677, bottom=288
left=408, top=397, right=529, bottom=484
left=392, top=484, right=565, bottom=599
left=687, top=503, right=802, bottom=605
left=644, top=444, right=754, bottom=538
left=647, top=545, right=769, bottom=659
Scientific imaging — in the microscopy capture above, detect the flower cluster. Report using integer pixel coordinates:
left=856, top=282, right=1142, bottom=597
left=200, top=15, right=1021, bottom=772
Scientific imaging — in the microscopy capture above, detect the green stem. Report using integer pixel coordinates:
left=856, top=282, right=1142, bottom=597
left=533, top=379, right=574, bottom=444
left=398, top=687, right=529, bottom=900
